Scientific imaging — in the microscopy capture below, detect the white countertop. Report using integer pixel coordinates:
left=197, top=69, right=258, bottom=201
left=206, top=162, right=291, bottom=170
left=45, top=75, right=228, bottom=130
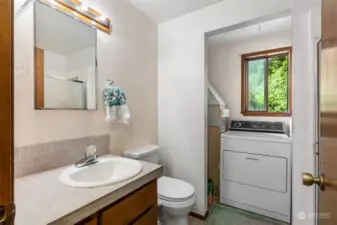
left=15, top=155, right=163, bottom=225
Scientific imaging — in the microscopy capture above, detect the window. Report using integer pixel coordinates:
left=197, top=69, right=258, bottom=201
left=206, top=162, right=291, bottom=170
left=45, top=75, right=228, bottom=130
left=241, top=47, right=292, bottom=117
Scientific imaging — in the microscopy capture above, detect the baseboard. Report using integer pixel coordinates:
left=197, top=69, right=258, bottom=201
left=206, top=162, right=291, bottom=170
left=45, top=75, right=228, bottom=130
left=189, top=210, right=209, bottom=220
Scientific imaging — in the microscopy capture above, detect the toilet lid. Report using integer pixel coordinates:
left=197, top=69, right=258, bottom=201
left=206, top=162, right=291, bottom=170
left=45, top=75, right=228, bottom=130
left=158, top=176, right=195, bottom=202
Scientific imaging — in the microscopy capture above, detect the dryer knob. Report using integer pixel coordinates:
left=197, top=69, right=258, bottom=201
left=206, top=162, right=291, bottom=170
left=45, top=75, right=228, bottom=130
left=234, top=122, right=242, bottom=128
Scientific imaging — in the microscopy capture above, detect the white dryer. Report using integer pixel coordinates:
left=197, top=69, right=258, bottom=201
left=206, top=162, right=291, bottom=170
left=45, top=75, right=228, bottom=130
left=220, top=121, right=291, bottom=223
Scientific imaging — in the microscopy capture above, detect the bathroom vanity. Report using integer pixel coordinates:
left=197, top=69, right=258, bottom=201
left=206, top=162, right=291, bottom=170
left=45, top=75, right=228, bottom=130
left=77, top=180, right=157, bottom=225
left=15, top=156, right=162, bottom=225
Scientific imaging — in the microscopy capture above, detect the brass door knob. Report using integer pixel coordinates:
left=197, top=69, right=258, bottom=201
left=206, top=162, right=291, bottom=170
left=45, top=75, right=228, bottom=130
left=302, top=172, right=325, bottom=190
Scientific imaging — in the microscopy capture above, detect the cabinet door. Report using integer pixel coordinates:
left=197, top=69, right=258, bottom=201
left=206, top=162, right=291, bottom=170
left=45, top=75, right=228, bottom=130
left=133, top=206, right=157, bottom=225
left=84, top=218, right=97, bottom=225
left=101, top=180, right=157, bottom=225
left=77, top=216, right=98, bottom=225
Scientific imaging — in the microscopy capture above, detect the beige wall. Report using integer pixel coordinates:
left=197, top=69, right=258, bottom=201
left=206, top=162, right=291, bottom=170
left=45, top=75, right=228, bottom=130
left=14, top=0, right=158, bottom=155
left=208, top=31, right=292, bottom=122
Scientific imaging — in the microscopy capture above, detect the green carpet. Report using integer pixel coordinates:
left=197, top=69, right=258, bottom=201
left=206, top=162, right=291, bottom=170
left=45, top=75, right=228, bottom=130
left=205, top=204, right=288, bottom=225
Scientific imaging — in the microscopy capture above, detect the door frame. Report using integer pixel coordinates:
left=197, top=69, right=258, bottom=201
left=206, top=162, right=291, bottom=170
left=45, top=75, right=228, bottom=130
left=0, top=0, right=14, bottom=223
left=314, top=38, right=322, bottom=225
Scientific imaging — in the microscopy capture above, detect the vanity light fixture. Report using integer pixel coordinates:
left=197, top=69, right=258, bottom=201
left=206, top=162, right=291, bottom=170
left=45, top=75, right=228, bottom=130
left=98, top=15, right=107, bottom=22
left=79, top=3, right=88, bottom=12
left=40, top=0, right=111, bottom=34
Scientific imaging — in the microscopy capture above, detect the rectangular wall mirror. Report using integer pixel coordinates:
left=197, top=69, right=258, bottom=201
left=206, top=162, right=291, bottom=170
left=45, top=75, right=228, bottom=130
left=34, top=1, right=97, bottom=110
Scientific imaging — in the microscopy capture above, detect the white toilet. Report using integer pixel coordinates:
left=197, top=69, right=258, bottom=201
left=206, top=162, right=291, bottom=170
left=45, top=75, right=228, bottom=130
left=123, top=145, right=196, bottom=225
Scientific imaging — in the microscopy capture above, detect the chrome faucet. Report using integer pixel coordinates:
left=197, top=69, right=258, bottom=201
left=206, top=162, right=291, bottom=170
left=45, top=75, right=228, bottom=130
left=75, top=145, right=99, bottom=168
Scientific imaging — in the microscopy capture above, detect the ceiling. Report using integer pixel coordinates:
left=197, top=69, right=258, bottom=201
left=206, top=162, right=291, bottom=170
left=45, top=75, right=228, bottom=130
left=127, top=0, right=223, bottom=23
left=208, top=16, right=292, bottom=46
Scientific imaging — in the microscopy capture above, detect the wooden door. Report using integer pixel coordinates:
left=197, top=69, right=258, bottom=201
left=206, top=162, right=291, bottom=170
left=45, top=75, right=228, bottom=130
left=318, top=0, right=337, bottom=224
left=0, top=0, right=14, bottom=224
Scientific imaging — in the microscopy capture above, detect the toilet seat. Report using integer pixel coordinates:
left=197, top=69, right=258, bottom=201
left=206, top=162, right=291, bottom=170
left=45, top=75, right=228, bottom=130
left=158, top=176, right=195, bottom=202
left=159, top=194, right=196, bottom=209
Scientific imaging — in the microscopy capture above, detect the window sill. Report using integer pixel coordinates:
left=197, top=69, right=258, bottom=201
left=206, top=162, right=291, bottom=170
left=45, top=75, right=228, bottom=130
left=241, top=112, right=292, bottom=117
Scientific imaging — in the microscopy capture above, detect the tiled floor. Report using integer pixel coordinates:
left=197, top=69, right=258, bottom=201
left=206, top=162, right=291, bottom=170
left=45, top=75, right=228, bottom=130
left=188, top=204, right=288, bottom=225
left=189, top=216, right=207, bottom=225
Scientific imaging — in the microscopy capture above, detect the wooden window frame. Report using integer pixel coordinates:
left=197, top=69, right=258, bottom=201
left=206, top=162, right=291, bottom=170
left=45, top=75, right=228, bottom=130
left=241, top=46, right=292, bottom=117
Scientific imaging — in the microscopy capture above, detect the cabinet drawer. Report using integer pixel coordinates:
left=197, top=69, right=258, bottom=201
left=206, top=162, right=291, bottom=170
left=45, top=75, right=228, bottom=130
left=222, top=151, right=287, bottom=193
left=101, top=180, right=157, bottom=225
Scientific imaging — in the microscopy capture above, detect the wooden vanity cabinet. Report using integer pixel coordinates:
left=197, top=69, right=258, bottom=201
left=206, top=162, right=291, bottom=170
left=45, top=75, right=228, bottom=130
left=81, top=218, right=97, bottom=225
left=77, top=180, right=158, bottom=225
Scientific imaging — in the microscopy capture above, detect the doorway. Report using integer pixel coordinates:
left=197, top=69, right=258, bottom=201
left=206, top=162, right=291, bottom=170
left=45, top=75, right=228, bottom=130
left=205, top=12, right=293, bottom=224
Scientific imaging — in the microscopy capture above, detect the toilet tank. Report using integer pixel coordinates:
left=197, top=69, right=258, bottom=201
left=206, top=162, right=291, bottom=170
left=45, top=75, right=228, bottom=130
left=123, top=145, right=160, bottom=164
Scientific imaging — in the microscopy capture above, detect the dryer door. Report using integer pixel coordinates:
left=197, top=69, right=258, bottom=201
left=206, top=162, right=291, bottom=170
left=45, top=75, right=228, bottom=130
left=223, top=150, right=287, bottom=193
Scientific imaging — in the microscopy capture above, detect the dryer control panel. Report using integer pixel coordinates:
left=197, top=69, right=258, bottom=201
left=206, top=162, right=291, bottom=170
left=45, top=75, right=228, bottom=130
left=229, top=120, right=285, bottom=134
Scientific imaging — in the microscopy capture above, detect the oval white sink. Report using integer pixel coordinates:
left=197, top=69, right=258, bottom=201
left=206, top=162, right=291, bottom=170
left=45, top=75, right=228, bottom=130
left=59, top=157, right=143, bottom=188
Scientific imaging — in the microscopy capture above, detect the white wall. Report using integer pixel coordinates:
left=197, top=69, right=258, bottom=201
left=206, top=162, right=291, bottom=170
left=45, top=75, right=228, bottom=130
left=67, top=47, right=96, bottom=77
left=208, top=90, right=218, bottom=105
left=158, top=0, right=320, bottom=219
left=44, top=51, right=67, bottom=73
left=208, top=31, right=292, bottom=122
left=14, top=0, right=158, bottom=155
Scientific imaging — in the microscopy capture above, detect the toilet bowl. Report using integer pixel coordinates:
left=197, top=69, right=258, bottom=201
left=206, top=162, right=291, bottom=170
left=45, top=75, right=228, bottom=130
left=123, top=145, right=196, bottom=225
left=158, top=176, right=195, bottom=225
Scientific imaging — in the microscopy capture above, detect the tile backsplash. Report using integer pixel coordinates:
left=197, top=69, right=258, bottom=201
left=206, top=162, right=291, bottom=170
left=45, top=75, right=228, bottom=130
left=15, top=134, right=110, bottom=178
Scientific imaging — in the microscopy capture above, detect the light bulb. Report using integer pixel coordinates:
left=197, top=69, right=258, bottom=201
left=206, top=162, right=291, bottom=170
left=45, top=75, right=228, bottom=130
left=98, top=15, right=106, bottom=22
left=80, top=4, right=88, bottom=12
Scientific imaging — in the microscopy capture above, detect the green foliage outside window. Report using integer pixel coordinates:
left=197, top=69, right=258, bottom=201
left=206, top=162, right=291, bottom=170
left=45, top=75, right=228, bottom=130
left=268, top=56, right=288, bottom=112
left=247, top=55, right=288, bottom=113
